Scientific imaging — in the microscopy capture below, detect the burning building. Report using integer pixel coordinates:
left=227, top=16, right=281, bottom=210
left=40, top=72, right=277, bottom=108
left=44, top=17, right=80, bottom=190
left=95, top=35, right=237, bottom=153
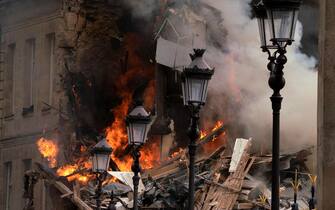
left=0, top=0, right=320, bottom=209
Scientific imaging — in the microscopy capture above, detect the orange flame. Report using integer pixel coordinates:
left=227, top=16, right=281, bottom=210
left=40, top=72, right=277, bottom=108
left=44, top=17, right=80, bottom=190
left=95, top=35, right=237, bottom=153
left=200, top=120, right=226, bottom=154
left=36, top=137, right=59, bottom=168
left=37, top=33, right=159, bottom=176
left=56, top=160, right=92, bottom=184
left=105, top=33, right=157, bottom=171
left=200, top=130, right=207, bottom=139
left=169, top=148, right=186, bottom=159
left=212, top=120, right=224, bottom=131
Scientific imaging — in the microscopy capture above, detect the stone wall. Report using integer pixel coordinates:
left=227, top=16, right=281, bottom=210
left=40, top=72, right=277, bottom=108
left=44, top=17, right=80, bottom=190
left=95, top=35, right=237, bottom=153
left=0, top=0, right=64, bottom=209
left=318, top=0, right=335, bottom=209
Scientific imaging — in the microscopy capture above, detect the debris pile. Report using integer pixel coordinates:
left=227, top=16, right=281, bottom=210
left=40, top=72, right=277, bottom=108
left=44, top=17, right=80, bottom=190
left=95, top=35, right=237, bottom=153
left=26, top=130, right=316, bottom=210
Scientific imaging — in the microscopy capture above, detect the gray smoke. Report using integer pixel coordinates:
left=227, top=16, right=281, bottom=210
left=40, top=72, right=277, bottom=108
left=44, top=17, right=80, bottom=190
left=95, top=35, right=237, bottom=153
left=122, top=0, right=317, bottom=153
left=202, top=0, right=317, bottom=152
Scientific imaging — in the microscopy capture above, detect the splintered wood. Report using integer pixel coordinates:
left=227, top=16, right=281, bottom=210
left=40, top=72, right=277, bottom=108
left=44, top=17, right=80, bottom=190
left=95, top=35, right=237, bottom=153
left=196, top=139, right=253, bottom=210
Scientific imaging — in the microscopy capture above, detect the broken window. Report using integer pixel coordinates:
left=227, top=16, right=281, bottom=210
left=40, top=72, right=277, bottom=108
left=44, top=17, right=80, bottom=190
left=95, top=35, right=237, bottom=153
left=4, top=161, right=12, bottom=210
left=4, top=43, right=15, bottom=116
left=23, top=38, right=35, bottom=112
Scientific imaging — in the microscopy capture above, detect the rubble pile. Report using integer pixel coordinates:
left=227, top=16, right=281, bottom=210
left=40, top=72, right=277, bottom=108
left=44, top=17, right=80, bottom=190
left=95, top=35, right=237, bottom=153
left=26, top=131, right=315, bottom=210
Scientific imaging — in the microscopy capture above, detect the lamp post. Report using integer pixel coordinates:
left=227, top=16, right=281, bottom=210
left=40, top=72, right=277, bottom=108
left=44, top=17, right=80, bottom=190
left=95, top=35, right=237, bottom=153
left=91, top=137, right=112, bottom=210
left=126, top=103, right=152, bottom=210
left=181, top=49, right=214, bottom=210
left=253, top=1, right=302, bottom=210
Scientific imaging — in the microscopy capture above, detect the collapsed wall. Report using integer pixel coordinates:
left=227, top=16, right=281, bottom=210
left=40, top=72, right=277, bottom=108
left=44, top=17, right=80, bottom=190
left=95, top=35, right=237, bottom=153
left=56, top=0, right=157, bottom=166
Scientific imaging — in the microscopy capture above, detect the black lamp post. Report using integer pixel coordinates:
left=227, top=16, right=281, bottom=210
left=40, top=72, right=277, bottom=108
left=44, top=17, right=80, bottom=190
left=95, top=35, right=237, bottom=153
left=253, top=1, right=302, bottom=210
left=91, top=137, right=112, bottom=210
left=126, top=103, right=151, bottom=210
left=181, top=49, right=214, bottom=210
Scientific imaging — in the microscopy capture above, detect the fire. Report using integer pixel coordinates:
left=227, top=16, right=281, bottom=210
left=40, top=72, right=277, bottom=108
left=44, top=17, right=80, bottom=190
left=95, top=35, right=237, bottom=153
left=140, top=141, right=160, bottom=169
left=105, top=33, right=157, bottom=171
left=212, top=120, right=224, bottom=131
left=200, top=130, right=207, bottom=139
left=200, top=120, right=227, bottom=154
left=37, top=33, right=159, bottom=176
left=169, top=148, right=186, bottom=159
left=57, top=164, right=77, bottom=177
left=56, top=161, right=92, bottom=184
left=36, top=137, right=59, bottom=168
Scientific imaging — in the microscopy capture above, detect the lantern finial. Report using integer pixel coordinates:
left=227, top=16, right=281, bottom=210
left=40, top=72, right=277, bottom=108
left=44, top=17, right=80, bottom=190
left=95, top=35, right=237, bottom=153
left=190, top=49, right=206, bottom=61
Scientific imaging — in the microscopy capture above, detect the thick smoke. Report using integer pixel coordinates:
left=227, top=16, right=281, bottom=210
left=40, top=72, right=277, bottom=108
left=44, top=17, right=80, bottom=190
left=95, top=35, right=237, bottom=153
left=122, top=0, right=317, bottom=152
left=202, top=0, right=317, bottom=152
left=121, top=0, right=160, bottom=19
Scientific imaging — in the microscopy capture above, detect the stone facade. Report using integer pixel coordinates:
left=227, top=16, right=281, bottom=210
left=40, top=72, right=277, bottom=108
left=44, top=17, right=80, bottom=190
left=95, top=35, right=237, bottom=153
left=318, top=0, right=335, bottom=209
left=0, top=0, right=64, bottom=209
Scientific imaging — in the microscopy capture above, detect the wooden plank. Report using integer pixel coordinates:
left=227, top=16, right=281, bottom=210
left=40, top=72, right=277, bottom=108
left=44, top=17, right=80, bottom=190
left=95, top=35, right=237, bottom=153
left=201, top=139, right=253, bottom=210
left=229, top=138, right=250, bottom=172
left=60, top=192, right=73, bottom=198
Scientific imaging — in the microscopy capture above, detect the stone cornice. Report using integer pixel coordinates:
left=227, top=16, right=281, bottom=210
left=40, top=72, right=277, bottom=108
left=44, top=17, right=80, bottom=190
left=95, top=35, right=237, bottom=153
left=1, top=10, right=63, bottom=34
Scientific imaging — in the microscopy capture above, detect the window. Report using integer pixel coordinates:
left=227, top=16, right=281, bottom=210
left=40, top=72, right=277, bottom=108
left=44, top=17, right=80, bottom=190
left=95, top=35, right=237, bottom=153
left=44, top=33, right=55, bottom=105
left=21, top=159, right=32, bottom=209
left=22, top=159, right=32, bottom=172
left=4, top=44, right=15, bottom=116
left=4, top=161, right=12, bottom=210
left=23, top=39, right=35, bottom=110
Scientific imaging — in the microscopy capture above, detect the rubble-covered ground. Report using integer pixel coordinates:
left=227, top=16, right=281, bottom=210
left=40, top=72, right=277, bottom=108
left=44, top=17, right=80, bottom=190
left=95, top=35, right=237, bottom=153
left=28, top=136, right=316, bottom=210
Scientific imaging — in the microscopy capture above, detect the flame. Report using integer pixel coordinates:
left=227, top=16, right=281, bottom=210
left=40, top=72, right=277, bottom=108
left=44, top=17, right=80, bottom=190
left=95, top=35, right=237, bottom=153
left=105, top=33, right=158, bottom=171
left=36, top=137, right=59, bottom=168
left=200, top=130, right=207, bottom=139
left=140, top=141, right=160, bottom=169
left=169, top=148, right=186, bottom=159
left=36, top=33, right=159, bottom=184
left=212, top=120, right=224, bottom=131
left=56, top=160, right=92, bottom=184
left=200, top=120, right=226, bottom=154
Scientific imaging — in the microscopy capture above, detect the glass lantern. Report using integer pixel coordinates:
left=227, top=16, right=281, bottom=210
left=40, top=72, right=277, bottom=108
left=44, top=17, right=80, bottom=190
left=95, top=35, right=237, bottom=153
left=263, top=0, right=302, bottom=47
left=181, top=49, right=214, bottom=106
left=91, top=137, right=112, bottom=173
left=126, top=104, right=151, bottom=146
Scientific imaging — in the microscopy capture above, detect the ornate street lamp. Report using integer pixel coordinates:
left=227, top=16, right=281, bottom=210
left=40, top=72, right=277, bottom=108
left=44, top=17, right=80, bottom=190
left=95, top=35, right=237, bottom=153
left=181, top=49, right=214, bottom=210
left=253, top=1, right=302, bottom=210
left=126, top=102, right=151, bottom=210
left=90, top=137, right=112, bottom=210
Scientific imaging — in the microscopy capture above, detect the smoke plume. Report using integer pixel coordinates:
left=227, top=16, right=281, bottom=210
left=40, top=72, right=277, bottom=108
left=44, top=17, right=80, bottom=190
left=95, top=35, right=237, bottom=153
left=121, top=0, right=317, bottom=153
left=202, top=0, right=317, bottom=152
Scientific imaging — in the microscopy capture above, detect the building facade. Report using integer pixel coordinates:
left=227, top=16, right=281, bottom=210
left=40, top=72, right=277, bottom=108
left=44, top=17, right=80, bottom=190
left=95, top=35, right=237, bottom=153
left=0, top=0, right=64, bottom=209
left=318, top=0, right=335, bottom=209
